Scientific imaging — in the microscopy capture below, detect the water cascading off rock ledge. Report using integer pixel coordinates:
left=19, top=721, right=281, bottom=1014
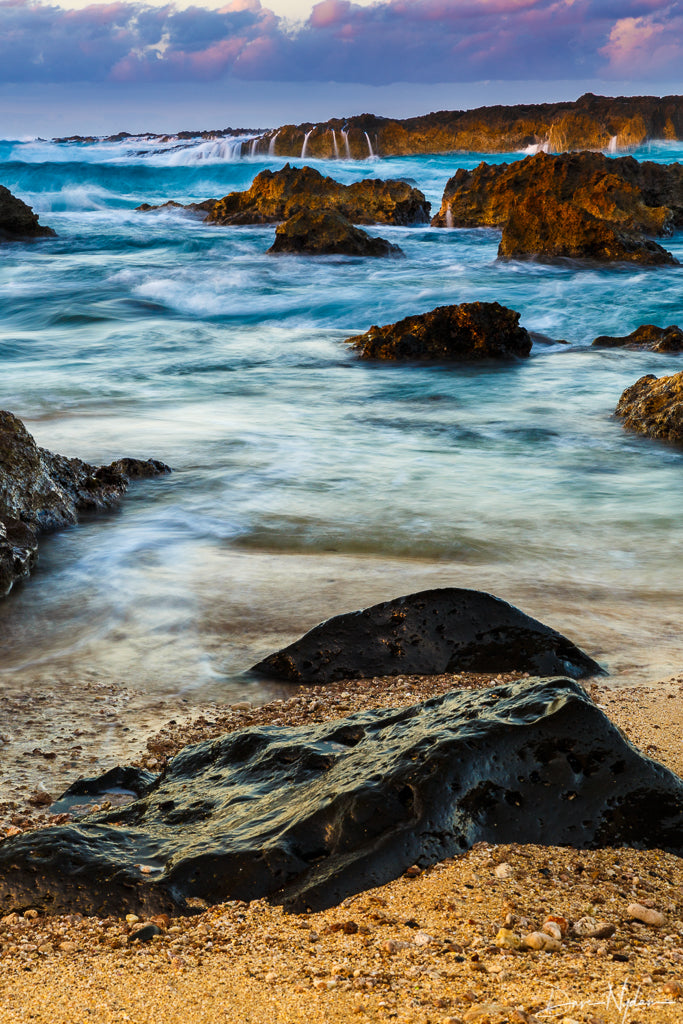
left=1, top=677, right=681, bottom=918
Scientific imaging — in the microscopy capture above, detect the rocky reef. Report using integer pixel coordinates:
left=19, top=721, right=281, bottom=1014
left=0, top=185, right=55, bottom=242
left=1, top=676, right=681, bottom=917
left=249, top=94, right=683, bottom=160
left=593, top=324, right=683, bottom=351
left=345, top=302, right=532, bottom=362
left=0, top=410, right=170, bottom=597
left=615, top=372, right=683, bottom=442
left=205, top=165, right=430, bottom=226
left=432, top=151, right=681, bottom=265
left=267, top=209, right=403, bottom=257
left=135, top=199, right=218, bottom=217
left=252, top=588, right=603, bottom=683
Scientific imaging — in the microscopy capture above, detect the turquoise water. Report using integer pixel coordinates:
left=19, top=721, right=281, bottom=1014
left=1, top=135, right=682, bottom=697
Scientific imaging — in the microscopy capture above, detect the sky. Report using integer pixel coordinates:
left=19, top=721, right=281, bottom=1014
left=0, top=0, right=681, bottom=134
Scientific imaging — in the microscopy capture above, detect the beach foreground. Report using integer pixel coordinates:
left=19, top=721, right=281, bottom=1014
left=1, top=671, right=682, bottom=1022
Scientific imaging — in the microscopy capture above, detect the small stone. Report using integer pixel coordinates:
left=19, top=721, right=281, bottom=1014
left=404, top=864, right=422, bottom=878
left=129, top=923, right=162, bottom=943
left=521, top=931, right=561, bottom=951
left=58, top=941, right=76, bottom=953
left=413, top=930, right=434, bottom=946
left=381, top=939, right=411, bottom=954
left=494, top=928, right=521, bottom=949
left=627, top=903, right=666, bottom=927
left=544, top=915, right=568, bottom=936
left=494, top=862, right=515, bottom=879
left=662, top=979, right=683, bottom=997
left=23, top=909, right=39, bottom=920
left=265, top=972, right=277, bottom=985
left=125, top=914, right=140, bottom=925
left=542, top=921, right=562, bottom=941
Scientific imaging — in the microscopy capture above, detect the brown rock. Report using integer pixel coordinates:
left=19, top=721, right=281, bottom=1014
left=498, top=191, right=676, bottom=265
left=615, top=372, right=683, bottom=442
left=258, top=94, right=683, bottom=159
left=267, top=209, right=403, bottom=258
left=592, top=324, right=683, bottom=352
left=346, top=302, right=532, bottom=362
left=206, top=164, right=430, bottom=226
left=0, top=185, right=55, bottom=241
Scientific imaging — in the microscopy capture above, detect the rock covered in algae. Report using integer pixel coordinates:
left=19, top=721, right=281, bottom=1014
left=0, top=185, right=56, bottom=241
left=593, top=324, right=683, bottom=352
left=615, top=371, right=683, bottom=442
left=206, top=164, right=430, bottom=226
left=267, top=209, right=403, bottom=257
left=1, top=676, right=681, bottom=917
left=251, top=587, right=603, bottom=683
left=345, top=302, right=531, bottom=362
left=0, top=410, right=170, bottom=596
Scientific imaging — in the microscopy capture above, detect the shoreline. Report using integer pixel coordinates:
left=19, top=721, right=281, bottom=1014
left=1, top=669, right=682, bottom=1021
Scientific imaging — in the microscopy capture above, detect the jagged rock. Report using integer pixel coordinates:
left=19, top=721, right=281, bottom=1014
left=0, top=185, right=55, bottom=241
left=259, top=94, right=683, bottom=160
left=593, top=324, right=683, bottom=352
left=205, top=164, right=430, bottom=226
left=267, top=209, right=403, bottom=257
left=0, top=516, right=38, bottom=598
left=1, top=676, right=681, bottom=917
left=432, top=151, right=682, bottom=231
left=345, top=303, right=532, bottom=362
left=135, top=199, right=218, bottom=217
left=0, top=410, right=170, bottom=595
left=615, top=372, right=683, bottom=442
left=432, top=151, right=680, bottom=265
left=498, top=192, right=676, bottom=265
left=251, top=588, right=603, bottom=683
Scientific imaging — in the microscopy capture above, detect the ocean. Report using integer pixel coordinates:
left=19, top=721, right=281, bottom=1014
left=1, top=134, right=682, bottom=703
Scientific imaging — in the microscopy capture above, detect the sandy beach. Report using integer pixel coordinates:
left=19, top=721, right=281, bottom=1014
left=1, top=669, right=682, bottom=1022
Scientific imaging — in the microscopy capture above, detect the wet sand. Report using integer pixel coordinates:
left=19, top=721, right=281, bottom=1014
left=1, top=668, right=682, bottom=1021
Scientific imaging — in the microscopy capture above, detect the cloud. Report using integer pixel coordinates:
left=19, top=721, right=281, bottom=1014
left=0, top=0, right=681, bottom=85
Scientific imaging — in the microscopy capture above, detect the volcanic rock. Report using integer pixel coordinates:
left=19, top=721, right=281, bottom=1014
left=267, top=209, right=403, bottom=257
left=592, top=324, right=683, bottom=352
left=135, top=198, right=218, bottom=217
left=0, top=410, right=170, bottom=596
left=345, top=303, right=532, bottom=362
left=0, top=185, right=55, bottom=241
left=498, top=192, right=676, bottom=265
left=205, top=164, right=430, bottom=226
left=251, top=587, right=603, bottom=683
left=615, top=371, right=683, bottom=442
left=1, top=676, right=681, bottom=917
left=259, top=94, right=683, bottom=160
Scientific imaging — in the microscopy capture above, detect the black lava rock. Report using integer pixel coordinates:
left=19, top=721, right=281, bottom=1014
left=0, top=677, right=680, bottom=918
left=251, top=588, right=604, bottom=684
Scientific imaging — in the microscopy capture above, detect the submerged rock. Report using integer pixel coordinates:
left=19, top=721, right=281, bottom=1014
left=593, top=324, right=683, bottom=352
left=0, top=410, right=170, bottom=596
left=1, top=676, right=681, bottom=917
left=0, top=185, right=55, bottom=241
left=205, top=164, right=430, bottom=226
left=135, top=198, right=218, bottom=217
left=267, top=209, right=403, bottom=257
left=615, top=371, right=683, bottom=443
left=345, top=303, right=532, bottom=362
left=251, top=587, right=603, bottom=683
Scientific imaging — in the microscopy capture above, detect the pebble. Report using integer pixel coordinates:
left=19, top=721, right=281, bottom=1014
left=627, top=902, right=666, bottom=927
left=494, top=928, right=521, bottom=950
left=494, top=862, right=515, bottom=879
left=663, top=979, right=683, bottom=997
left=542, top=921, right=562, bottom=941
left=521, top=931, right=561, bottom=952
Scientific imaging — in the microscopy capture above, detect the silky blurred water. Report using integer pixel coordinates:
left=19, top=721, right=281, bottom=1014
left=1, top=135, right=682, bottom=699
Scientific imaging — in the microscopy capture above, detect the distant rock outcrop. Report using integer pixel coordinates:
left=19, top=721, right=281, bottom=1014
left=135, top=199, right=218, bottom=217
left=0, top=410, right=170, bottom=597
left=267, top=209, right=403, bottom=257
left=1, top=676, right=681, bottom=917
left=593, top=324, right=683, bottom=352
left=251, top=587, right=603, bottom=683
left=253, top=94, right=683, bottom=160
left=432, top=151, right=681, bottom=265
left=345, top=302, right=532, bottom=362
left=205, top=164, right=430, bottom=226
left=0, top=185, right=55, bottom=241
left=615, top=372, right=683, bottom=443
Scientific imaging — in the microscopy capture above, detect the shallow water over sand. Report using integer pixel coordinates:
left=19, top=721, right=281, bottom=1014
left=1, top=137, right=682, bottom=707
